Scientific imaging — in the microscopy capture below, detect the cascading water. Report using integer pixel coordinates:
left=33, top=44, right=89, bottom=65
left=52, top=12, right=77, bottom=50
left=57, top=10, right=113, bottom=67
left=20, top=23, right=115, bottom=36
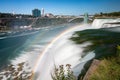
left=92, top=18, right=120, bottom=28
left=0, top=24, right=76, bottom=80
left=0, top=18, right=120, bottom=80
left=33, top=24, right=96, bottom=80
left=33, top=18, right=120, bottom=80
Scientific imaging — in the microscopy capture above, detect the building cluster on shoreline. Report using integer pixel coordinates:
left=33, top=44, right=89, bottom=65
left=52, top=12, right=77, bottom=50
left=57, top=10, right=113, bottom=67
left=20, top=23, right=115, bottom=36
left=32, top=8, right=55, bottom=18
left=0, top=8, right=51, bottom=19
left=0, top=8, right=77, bottom=19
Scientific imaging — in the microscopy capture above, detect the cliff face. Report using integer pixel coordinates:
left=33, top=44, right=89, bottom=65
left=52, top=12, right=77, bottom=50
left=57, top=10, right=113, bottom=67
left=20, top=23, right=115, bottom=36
left=0, top=18, right=71, bottom=29
left=32, top=18, right=70, bottom=27
left=83, top=59, right=101, bottom=80
left=0, top=17, right=83, bottom=31
left=0, top=18, right=33, bottom=30
left=8, top=19, right=33, bottom=27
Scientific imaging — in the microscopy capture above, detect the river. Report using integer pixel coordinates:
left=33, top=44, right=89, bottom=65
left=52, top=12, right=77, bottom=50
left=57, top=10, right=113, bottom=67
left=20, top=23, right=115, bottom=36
left=1, top=23, right=93, bottom=80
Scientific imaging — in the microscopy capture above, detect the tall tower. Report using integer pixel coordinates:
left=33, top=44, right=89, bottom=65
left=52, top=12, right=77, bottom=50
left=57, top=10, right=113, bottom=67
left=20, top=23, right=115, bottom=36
left=41, top=8, right=44, bottom=17
left=12, top=11, right=15, bottom=15
left=84, top=13, right=89, bottom=24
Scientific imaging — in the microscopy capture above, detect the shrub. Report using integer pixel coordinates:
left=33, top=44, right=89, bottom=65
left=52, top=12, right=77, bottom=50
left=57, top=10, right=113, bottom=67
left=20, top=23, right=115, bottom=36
left=51, top=64, right=76, bottom=80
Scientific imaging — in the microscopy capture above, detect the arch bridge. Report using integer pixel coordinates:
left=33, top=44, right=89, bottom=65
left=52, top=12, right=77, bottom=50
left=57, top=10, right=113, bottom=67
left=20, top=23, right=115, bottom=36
left=68, top=16, right=93, bottom=23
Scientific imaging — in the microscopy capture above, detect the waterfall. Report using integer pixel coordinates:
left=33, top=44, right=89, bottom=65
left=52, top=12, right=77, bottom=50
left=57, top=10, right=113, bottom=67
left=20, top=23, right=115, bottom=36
left=92, top=18, right=120, bottom=28
left=33, top=24, right=95, bottom=80
left=1, top=18, right=119, bottom=80
left=33, top=18, right=120, bottom=80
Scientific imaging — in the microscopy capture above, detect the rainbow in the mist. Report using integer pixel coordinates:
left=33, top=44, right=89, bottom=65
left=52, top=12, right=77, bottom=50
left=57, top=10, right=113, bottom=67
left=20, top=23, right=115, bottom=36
left=32, top=26, right=79, bottom=74
left=31, top=24, right=93, bottom=80
left=31, top=18, right=120, bottom=80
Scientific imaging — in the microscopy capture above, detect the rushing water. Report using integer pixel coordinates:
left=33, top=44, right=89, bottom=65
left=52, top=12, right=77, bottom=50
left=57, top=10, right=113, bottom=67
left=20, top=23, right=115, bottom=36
left=33, top=24, right=95, bottom=80
left=0, top=23, right=85, bottom=79
left=0, top=18, right=119, bottom=80
left=33, top=18, right=120, bottom=80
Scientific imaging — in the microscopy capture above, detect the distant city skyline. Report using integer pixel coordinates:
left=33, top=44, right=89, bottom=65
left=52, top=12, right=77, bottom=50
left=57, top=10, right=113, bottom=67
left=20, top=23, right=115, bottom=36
left=0, top=0, right=120, bottom=15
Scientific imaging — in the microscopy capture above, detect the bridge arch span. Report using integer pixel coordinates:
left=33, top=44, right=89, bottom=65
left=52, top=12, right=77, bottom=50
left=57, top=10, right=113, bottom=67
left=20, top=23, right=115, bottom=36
left=68, top=17, right=84, bottom=23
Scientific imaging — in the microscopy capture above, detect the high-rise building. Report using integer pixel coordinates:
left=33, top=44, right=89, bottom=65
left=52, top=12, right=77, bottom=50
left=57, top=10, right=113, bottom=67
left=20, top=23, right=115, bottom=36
left=32, top=9, right=41, bottom=17
left=41, top=8, right=44, bottom=17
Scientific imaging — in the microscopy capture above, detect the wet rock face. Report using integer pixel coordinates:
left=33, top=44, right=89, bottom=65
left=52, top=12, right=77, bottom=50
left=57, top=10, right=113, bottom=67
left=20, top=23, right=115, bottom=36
left=0, top=62, right=33, bottom=80
left=0, top=77, right=2, bottom=80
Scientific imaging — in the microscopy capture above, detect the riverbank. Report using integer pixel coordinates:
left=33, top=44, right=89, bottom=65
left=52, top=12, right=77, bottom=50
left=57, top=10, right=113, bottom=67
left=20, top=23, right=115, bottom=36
left=89, top=50, right=120, bottom=80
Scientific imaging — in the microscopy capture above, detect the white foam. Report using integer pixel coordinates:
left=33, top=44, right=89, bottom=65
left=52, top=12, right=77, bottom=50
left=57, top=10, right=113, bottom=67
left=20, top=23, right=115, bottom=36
left=10, top=44, right=45, bottom=74
left=34, top=24, right=95, bottom=80
left=3, top=18, right=119, bottom=80
left=92, top=18, right=120, bottom=28
left=2, top=24, right=67, bottom=80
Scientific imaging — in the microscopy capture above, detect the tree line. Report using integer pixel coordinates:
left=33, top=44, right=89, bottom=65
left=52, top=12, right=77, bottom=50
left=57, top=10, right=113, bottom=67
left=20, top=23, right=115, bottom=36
left=94, top=11, right=120, bottom=17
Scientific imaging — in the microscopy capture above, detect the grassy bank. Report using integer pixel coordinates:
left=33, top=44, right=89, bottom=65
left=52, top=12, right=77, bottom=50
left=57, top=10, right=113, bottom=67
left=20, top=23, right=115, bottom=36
left=89, top=47, right=120, bottom=80
left=89, top=46, right=120, bottom=80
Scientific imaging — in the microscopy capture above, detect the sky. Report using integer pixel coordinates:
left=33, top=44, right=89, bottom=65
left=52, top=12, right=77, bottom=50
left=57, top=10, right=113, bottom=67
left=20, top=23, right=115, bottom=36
left=0, top=0, right=120, bottom=15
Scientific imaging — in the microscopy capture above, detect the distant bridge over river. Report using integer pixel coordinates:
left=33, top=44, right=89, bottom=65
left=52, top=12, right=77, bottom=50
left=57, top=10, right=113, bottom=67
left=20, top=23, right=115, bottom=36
left=68, top=16, right=93, bottom=23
